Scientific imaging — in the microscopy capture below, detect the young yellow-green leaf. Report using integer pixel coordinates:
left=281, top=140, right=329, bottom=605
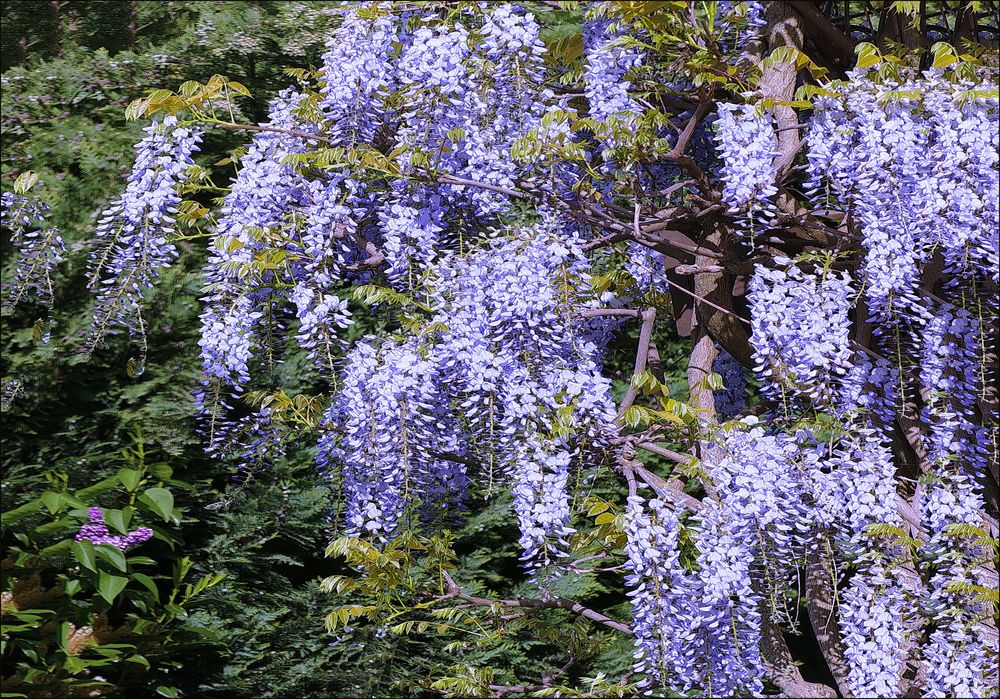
left=856, top=52, right=882, bottom=69
left=931, top=45, right=958, bottom=68
left=13, top=170, right=39, bottom=194
left=227, top=81, right=251, bottom=97
left=178, top=80, right=201, bottom=97
left=622, top=405, right=649, bottom=428
left=586, top=500, right=610, bottom=516
left=594, top=512, right=616, bottom=525
left=125, top=97, right=149, bottom=121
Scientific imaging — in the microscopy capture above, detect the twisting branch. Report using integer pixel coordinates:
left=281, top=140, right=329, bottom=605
left=341, top=239, right=386, bottom=271
left=760, top=3, right=805, bottom=181
left=687, top=333, right=719, bottom=422
left=762, top=618, right=837, bottom=698
left=617, top=307, right=657, bottom=417
left=438, top=571, right=633, bottom=635
left=438, top=173, right=534, bottom=200
left=661, top=93, right=717, bottom=196
left=581, top=231, right=631, bottom=252
left=670, top=90, right=714, bottom=159
left=805, top=550, right=853, bottom=698
left=488, top=656, right=576, bottom=697
left=613, top=441, right=704, bottom=513
left=578, top=308, right=642, bottom=319
left=636, top=441, right=692, bottom=465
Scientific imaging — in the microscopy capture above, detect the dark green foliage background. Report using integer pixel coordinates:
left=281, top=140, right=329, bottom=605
left=0, top=3, right=685, bottom=696
left=3, top=3, right=370, bottom=697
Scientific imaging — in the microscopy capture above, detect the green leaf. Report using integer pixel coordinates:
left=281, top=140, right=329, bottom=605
left=57, top=620, right=72, bottom=654
left=40, top=491, right=64, bottom=515
left=131, top=573, right=160, bottom=602
left=97, top=572, right=128, bottom=604
left=148, top=462, right=173, bottom=481
left=95, top=544, right=129, bottom=573
left=933, top=53, right=957, bottom=68
left=622, top=405, right=655, bottom=428
left=104, top=508, right=130, bottom=534
left=228, top=82, right=251, bottom=97
left=138, top=487, right=174, bottom=521
left=856, top=52, right=881, bottom=69
left=76, top=476, right=121, bottom=500
left=3, top=496, right=44, bottom=523
left=71, top=540, right=97, bottom=573
left=126, top=654, right=150, bottom=668
left=118, top=468, right=142, bottom=491
left=155, top=687, right=180, bottom=698
left=125, top=96, right=149, bottom=121
left=38, top=538, right=73, bottom=557
left=586, top=500, right=610, bottom=516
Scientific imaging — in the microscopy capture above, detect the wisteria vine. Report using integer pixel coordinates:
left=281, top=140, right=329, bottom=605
left=3, top=2, right=998, bottom=697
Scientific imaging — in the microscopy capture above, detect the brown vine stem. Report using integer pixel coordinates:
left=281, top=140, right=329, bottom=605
left=636, top=441, right=692, bottom=464
left=578, top=308, right=642, bottom=319
left=617, top=307, right=657, bottom=417
left=487, top=656, right=575, bottom=697
left=438, top=571, right=633, bottom=635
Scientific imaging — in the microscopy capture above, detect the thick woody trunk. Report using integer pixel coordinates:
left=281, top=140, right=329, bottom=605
left=762, top=3, right=804, bottom=173
left=693, top=220, right=753, bottom=369
left=50, top=1, right=62, bottom=57
left=127, top=0, right=138, bottom=51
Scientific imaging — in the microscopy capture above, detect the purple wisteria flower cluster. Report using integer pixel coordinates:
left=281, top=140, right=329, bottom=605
left=187, top=6, right=578, bottom=487
left=198, top=89, right=315, bottom=397
left=76, top=507, right=153, bottom=550
left=583, top=17, right=643, bottom=132
left=748, top=258, right=854, bottom=406
left=319, top=5, right=397, bottom=146
left=796, top=73, right=997, bottom=695
left=715, top=102, right=779, bottom=238
left=623, top=494, right=701, bottom=694
left=918, top=469, right=996, bottom=697
left=920, top=303, right=990, bottom=480
left=317, top=218, right=617, bottom=566
left=826, top=431, right=911, bottom=696
left=806, top=71, right=999, bottom=323
left=87, top=116, right=202, bottom=357
left=1, top=189, right=65, bottom=320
